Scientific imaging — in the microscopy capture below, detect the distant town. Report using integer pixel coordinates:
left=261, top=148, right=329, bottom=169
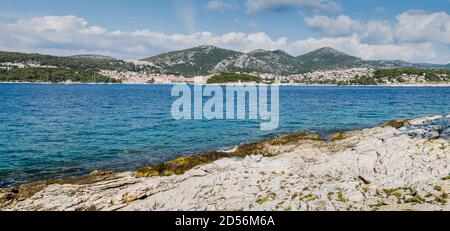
left=99, top=66, right=377, bottom=85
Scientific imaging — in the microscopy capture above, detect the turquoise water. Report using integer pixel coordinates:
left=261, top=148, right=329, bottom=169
left=0, top=84, right=449, bottom=187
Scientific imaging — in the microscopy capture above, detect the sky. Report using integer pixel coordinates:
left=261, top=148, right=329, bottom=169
left=0, top=0, right=450, bottom=63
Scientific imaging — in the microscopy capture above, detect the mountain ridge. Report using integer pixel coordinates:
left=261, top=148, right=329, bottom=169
left=141, top=45, right=449, bottom=76
left=1, top=47, right=449, bottom=78
left=296, top=47, right=364, bottom=72
left=142, top=46, right=364, bottom=76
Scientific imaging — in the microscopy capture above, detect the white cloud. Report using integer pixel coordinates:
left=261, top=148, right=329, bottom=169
left=394, top=11, right=450, bottom=44
left=245, top=0, right=342, bottom=13
left=302, top=11, right=450, bottom=63
left=304, top=15, right=394, bottom=44
left=305, top=15, right=364, bottom=37
left=305, top=11, right=450, bottom=46
left=203, top=0, right=239, bottom=13
left=0, top=15, right=286, bottom=58
left=287, top=35, right=446, bottom=63
left=0, top=14, right=449, bottom=64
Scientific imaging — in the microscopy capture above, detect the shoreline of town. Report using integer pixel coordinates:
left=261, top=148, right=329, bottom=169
left=1, top=81, right=450, bottom=87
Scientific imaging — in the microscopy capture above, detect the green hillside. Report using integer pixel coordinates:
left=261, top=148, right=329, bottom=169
left=0, top=67, right=120, bottom=83
left=296, top=47, right=364, bottom=72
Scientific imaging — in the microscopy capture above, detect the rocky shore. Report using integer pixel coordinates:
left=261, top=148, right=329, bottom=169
left=0, top=115, right=449, bottom=211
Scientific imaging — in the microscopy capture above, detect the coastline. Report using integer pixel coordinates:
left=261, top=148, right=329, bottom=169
left=1, top=114, right=449, bottom=211
left=1, top=81, right=450, bottom=87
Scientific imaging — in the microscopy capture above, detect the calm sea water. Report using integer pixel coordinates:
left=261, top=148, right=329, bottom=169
left=1, top=84, right=449, bottom=187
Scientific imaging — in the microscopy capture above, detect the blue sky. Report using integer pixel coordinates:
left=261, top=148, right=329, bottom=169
left=0, top=0, right=450, bottom=63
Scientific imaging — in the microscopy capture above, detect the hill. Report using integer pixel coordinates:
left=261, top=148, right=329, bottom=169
left=142, top=45, right=242, bottom=76
left=142, top=45, right=305, bottom=76
left=0, top=51, right=141, bottom=72
left=1, top=47, right=449, bottom=80
left=296, top=47, right=365, bottom=72
left=142, top=45, right=449, bottom=77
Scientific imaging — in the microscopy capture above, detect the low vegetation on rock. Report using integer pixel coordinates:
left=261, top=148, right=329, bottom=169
left=136, top=132, right=322, bottom=177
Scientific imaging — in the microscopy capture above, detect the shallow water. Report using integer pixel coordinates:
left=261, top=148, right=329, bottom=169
left=1, top=84, right=449, bottom=187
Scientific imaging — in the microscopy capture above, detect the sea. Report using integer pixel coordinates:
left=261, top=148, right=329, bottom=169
left=1, top=84, right=449, bottom=187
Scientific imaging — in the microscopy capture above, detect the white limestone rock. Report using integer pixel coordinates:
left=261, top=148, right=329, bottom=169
left=1, top=115, right=449, bottom=211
